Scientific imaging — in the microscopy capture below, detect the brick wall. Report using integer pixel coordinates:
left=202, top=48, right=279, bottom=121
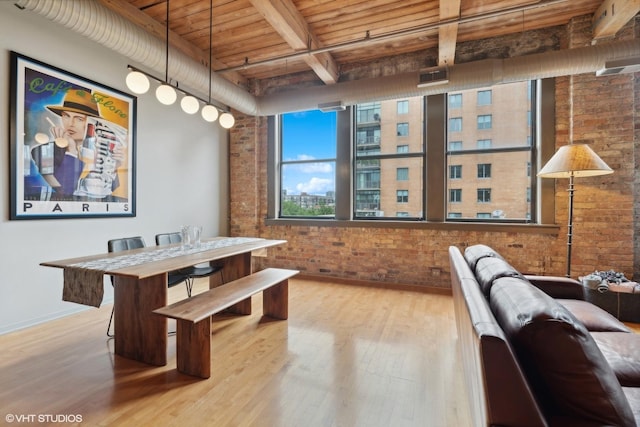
left=229, top=16, right=639, bottom=288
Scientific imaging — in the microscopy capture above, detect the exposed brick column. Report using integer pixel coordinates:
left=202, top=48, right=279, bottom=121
left=557, top=15, right=637, bottom=277
left=228, top=110, right=261, bottom=238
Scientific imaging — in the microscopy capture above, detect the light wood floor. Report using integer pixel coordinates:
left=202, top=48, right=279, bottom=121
left=0, top=278, right=472, bottom=427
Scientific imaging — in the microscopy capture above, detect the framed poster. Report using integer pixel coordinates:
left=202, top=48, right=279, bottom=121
left=9, top=51, right=136, bottom=219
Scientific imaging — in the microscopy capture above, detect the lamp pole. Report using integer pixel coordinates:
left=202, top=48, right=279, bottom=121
left=566, top=173, right=575, bottom=278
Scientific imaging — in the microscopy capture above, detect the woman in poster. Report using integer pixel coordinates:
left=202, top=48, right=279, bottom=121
left=28, top=88, right=125, bottom=198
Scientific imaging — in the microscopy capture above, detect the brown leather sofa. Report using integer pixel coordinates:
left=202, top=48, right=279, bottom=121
left=449, top=244, right=640, bottom=427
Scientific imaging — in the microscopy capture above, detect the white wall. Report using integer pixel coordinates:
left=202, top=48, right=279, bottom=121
left=0, top=3, right=229, bottom=334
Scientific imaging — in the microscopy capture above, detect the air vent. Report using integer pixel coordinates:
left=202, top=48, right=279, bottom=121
left=318, top=101, right=346, bottom=112
left=596, top=57, right=640, bottom=76
left=417, top=66, right=449, bottom=87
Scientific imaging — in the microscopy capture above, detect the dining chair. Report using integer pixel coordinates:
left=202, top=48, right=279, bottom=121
left=155, top=232, right=224, bottom=298
left=106, top=236, right=190, bottom=337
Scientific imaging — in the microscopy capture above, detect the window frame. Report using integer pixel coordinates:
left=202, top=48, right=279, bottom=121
left=477, top=90, right=492, bottom=106
left=396, top=122, right=409, bottom=137
left=477, top=163, right=491, bottom=179
left=267, top=79, right=557, bottom=232
left=477, top=114, right=492, bottom=130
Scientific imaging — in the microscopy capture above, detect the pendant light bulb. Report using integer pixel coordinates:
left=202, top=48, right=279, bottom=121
left=126, top=70, right=150, bottom=94
left=219, top=112, right=235, bottom=129
left=156, top=84, right=177, bottom=105
left=201, top=105, right=219, bottom=122
left=181, top=95, right=200, bottom=114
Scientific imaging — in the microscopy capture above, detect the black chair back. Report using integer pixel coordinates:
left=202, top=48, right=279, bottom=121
left=155, top=232, right=181, bottom=246
left=108, top=236, right=146, bottom=253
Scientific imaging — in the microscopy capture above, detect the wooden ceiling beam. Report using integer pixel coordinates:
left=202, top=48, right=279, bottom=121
left=249, top=0, right=339, bottom=84
left=438, top=0, right=461, bottom=66
left=592, top=0, right=640, bottom=39
left=97, top=0, right=247, bottom=86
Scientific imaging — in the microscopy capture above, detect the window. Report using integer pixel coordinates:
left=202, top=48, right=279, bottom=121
left=357, top=102, right=380, bottom=123
left=477, top=115, right=492, bottom=129
left=450, top=165, right=462, bottom=179
left=446, top=81, right=535, bottom=221
left=477, top=163, right=491, bottom=178
left=271, top=80, right=545, bottom=224
left=477, top=139, right=491, bottom=149
left=397, top=167, right=409, bottom=181
left=397, top=100, right=409, bottom=114
left=356, top=190, right=380, bottom=217
left=449, top=117, right=462, bottom=132
left=357, top=128, right=381, bottom=147
left=354, top=98, right=424, bottom=219
left=477, top=90, right=492, bottom=106
left=477, top=188, right=491, bottom=203
left=449, top=94, right=462, bottom=109
left=449, top=141, right=462, bottom=151
left=357, top=169, right=380, bottom=189
left=476, top=212, right=492, bottom=219
left=279, top=110, right=337, bottom=217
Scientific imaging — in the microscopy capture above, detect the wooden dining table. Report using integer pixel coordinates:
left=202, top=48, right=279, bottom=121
left=41, top=237, right=286, bottom=367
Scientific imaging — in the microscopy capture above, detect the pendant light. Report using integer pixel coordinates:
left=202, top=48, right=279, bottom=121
left=219, top=112, right=235, bottom=129
left=156, top=0, right=177, bottom=105
left=125, top=70, right=150, bottom=94
left=180, top=95, right=199, bottom=114
left=201, top=0, right=219, bottom=123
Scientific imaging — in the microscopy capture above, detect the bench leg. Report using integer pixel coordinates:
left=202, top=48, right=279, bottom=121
left=263, top=280, right=288, bottom=320
left=176, top=318, right=211, bottom=379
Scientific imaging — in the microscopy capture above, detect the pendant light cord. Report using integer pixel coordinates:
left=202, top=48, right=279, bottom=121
left=165, top=0, right=170, bottom=83
left=208, top=0, right=212, bottom=104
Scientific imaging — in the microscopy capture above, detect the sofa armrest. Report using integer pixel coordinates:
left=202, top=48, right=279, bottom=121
left=523, top=275, right=585, bottom=300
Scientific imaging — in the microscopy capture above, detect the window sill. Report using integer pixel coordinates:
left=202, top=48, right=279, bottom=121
left=265, top=218, right=559, bottom=234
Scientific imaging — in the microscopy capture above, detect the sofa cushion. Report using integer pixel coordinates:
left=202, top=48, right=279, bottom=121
left=622, top=387, right=640, bottom=425
left=490, top=278, right=636, bottom=427
left=592, top=332, right=640, bottom=387
left=475, top=258, right=523, bottom=296
left=557, top=299, right=632, bottom=332
left=463, top=244, right=504, bottom=271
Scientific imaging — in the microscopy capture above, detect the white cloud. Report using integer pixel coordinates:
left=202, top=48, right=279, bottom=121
left=296, top=177, right=333, bottom=194
left=298, top=162, right=333, bottom=173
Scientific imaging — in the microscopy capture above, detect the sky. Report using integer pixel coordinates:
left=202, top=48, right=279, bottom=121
left=281, top=110, right=336, bottom=196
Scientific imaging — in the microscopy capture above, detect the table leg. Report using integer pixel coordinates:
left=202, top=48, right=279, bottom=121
left=214, top=252, right=252, bottom=314
left=113, top=273, right=168, bottom=366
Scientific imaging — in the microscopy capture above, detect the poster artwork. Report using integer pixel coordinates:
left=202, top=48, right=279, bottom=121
left=10, top=52, right=136, bottom=219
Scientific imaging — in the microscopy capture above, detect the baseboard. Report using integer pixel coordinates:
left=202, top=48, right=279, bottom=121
left=294, top=273, right=452, bottom=295
left=0, top=297, right=114, bottom=336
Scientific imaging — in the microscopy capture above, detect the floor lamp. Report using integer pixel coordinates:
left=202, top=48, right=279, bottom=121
left=538, top=143, right=613, bottom=277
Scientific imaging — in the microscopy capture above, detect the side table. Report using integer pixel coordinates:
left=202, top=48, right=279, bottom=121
left=580, top=278, right=640, bottom=323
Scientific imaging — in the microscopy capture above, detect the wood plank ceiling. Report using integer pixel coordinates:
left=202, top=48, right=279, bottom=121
left=100, top=0, right=640, bottom=88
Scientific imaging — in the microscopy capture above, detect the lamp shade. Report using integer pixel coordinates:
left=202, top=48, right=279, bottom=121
left=538, top=144, right=613, bottom=178
left=126, top=70, right=150, bottom=94
left=156, top=84, right=177, bottom=105
left=201, top=104, right=219, bottom=122
left=180, top=95, right=200, bottom=114
left=219, top=112, right=235, bottom=129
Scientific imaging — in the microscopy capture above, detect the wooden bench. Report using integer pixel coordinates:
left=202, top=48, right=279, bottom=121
left=153, top=267, right=299, bottom=378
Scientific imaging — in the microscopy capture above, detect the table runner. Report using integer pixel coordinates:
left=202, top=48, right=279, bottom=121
left=62, top=237, right=263, bottom=307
